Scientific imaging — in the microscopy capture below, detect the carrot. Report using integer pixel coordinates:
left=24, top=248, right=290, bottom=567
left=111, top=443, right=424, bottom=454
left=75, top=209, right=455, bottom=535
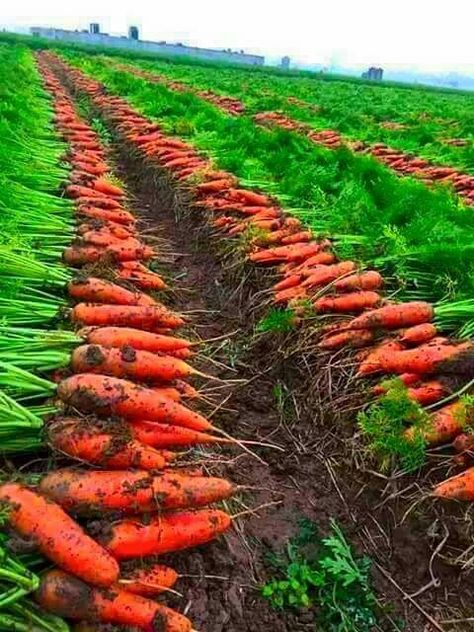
left=116, top=267, right=167, bottom=291
left=57, top=374, right=214, bottom=431
left=71, top=345, right=201, bottom=382
left=229, top=189, right=271, bottom=206
left=313, top=291, right=382, bottom=314
left=453, top=433, right=474, bottom=453
left=333, top=271, right=383, bottom=292
left=78, top=230, right=128, bottom=247
left=291, top=252, right=336, bottom=269
left=433, top=467, right=474, bottom=501
left=119, top=564, right=178, bottom=596
left=372, top=372, right=420, bottom=395
left=48, top=419, right=168, bottom=470
left=406, top=401, right=468, bottom=445
left=399, top=323, right=437, bottom=346
left=250, top=242, right=324, bottom=264
left=406, top=380, right=447, bottom=406
left=318, top=329, right=375, bottom=350
left=36, top=569, right=192, bottom=631
left=358, top=340, right=404, bottom=376
left=64, top=244, right=154, bottom=266
left=77, top=222, right=134, bottom=239
left=0, top=483, right=119, bottom=587
left=280, top=231, right=313, bottom=245
left=68, top=278, right=156, bottom=307
left=273, top=274, right=303, bottom=291
left=77, top=197, right=123, bottom=210
left=129, top=421, right=229, bottom=447
left=78, top=206, right=136, bottom=226
left=81, top=327, right=191, bottom=354
left=39, top=468, right=235, bottom=514
left=152, top=386, right=182, bottom=401
left=274, top=286, right=307, bottom=304
left=93, top=179, right=124, bottom=197
left=71, top=304, right=184, bottom=330
left=195, top=179, right=235, bottom=194
left=346, top=301, right=434, bottom=330
left=301, top=261, right=357, bottom=289
left=66, top=185, right=108, bottom=199
left=100, top=508, right=231, bottom=559
left=72, top=160, right=109, bottom=176
left=376, top=341, right=472, bottom=375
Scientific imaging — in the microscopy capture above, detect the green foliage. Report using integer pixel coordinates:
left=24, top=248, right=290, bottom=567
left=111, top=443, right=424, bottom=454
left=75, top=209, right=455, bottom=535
left=256, top=308, right=298, bottom=334
left=263, top=518, right=397, bottom=631
left=358, top=379, right=429, bottom=473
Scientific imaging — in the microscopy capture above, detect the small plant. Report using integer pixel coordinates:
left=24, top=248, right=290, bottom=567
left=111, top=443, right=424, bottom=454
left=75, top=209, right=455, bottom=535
left=262, top=518, right=398, bottom=631
left=358, top=379, right=429, bottom=473
left=256, top=308, right=298, bottom=334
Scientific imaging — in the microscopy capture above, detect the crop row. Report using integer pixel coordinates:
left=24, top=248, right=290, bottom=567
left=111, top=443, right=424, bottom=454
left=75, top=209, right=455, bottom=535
left=0, top=45, right=246, bottom=632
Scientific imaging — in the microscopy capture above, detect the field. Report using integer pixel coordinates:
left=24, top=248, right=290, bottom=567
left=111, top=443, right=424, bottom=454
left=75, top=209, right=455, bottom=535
left=0, top=35, right=474, bottom=632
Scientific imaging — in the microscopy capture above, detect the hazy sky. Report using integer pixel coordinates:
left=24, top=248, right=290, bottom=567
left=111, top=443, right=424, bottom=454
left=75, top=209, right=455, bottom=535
left=2, top=0, right=474, bottom=73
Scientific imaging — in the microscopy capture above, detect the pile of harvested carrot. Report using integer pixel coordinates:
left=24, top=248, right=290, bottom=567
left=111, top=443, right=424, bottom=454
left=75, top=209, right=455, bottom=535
left=0, top=53, right=252, bottom=632
left=39, top=51, right=474, bottom=507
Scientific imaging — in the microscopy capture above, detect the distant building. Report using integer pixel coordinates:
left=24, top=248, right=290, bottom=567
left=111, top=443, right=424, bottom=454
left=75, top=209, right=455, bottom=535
left=128, top=26, right=139, bottom=40
left=280, top=56, right=290, bottom=70
left=30, top=26, right=265, bottom=66
left=362, top=67, right=384, bottom=81
left=89, top=23, right=100, bottom=35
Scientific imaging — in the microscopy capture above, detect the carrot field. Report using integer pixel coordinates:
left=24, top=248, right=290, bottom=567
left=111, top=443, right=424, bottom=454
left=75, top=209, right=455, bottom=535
left=0, top=35, right=474, bottom=632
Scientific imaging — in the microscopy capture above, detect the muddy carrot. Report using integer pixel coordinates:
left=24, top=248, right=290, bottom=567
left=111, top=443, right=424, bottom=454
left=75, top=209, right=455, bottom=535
left=433, top=467, right=474, bottom=501
left=358, top=340, right=405, bottom=376
left=48, top=419, right=168, bottom=470
left=80, top=327, right=192, bottom=354
left=301, top=261, right=357, bottom=289
left=39, top=468, right=235, bottom=514
left=346, top=301, right=434, bottom=330
left=313, top=291, right=382, bottom=314
left=399, top=323, right=437, bottom=346
left=78, top=206, right=135, bottom=226
left=93, top=179, right=124, bottom=197
left=36, top=569, right=192, bottom=631
left=376, top=341, right=472, bottom=375
left=333, top=271, right=383, bottom=292
left=71, top=345, right=202, bottom=382
left=129, top=420, right=229, bottom=447
left=71, top=304, right=184, bottom=330
left=406, top=401, right=469, bottom=445
left=100, top=508, right=232, bottom=559
left=0, top=483, right=119, bottom=587
left=119, top=564, right=178, bottom=596
left=57, top=374, right=214, bottom=431
left=64, top=243, right=154, bottom=266
left=406, top=380, right=447, bottom=406
left=68, top=278, right=156, bottom=307
left=318, top=329, right=375, bottom=350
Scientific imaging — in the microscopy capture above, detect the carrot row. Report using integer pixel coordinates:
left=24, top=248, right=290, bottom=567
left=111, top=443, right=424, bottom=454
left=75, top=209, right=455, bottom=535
left=0, top=52, right=249, bottom=632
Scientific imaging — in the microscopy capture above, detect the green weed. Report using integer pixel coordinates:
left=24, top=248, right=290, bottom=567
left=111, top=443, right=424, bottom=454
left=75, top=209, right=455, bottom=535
left=263, top=518, right=401, bottom=631
left=256, top=308, right=298, bottom=334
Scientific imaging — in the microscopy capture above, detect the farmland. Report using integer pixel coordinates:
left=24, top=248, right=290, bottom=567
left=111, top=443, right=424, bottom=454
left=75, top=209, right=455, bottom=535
left=0, top=35, right=474, bottom=632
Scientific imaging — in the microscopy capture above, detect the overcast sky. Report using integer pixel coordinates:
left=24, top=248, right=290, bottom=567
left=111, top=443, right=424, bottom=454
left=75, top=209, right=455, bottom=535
left=2, top=0, right=473, bottom=74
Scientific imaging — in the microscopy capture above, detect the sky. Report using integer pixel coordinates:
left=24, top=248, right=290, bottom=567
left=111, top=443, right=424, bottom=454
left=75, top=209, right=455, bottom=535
left=2, top=0, right=474, bottom=75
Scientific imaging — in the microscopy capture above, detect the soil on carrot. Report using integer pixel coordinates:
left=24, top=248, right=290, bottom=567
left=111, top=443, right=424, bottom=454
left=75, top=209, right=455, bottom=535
left=104, top=149, right=474, bottom=632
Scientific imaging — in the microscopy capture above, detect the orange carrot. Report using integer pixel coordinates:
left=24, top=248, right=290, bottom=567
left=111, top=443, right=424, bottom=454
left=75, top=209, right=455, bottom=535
left=71, top=345, right=200, bottom=382
left=406, top=401, right=468, bottom=445
left=318, top=329, right=375, bottom=350
left=129, top=421, right=228, bottom=447
left=0, top=483, right=119, bottom=587
left=64, top=243, right=154, bottom=266
left=433, top=467, right=474, bottom=501
left=274, top=286, right=307, bottom=304
left=301, top=261, right=357, bottom=289
left=313, top=291, right=382, bottom=314
left=453, top=433, right=474, bottom=453
left=100, top=508, right=231, bottom=559
left=80, top=327, right=191, bottom=354
left=77, top=206, right=135, bottom=226
left=77, top=196, right=123, bottom=210
left=346, top=301, right=434, bottom=330
left=68, top=278, right=155, bottom=307
left=399, top=323, right=437, bottom=346
left=36, top=569, right=192, bottom=631
left=376, top=341, right=472, bottom=375
left=116, top=267, right=167, bottom=291
left=39, top=468, right=235, bottom=514
left=93, top=179, right=124, bottom=197
left=406, top=380, right=447, bottom=406
left=372, top=372, right=420, bottom=395
left=358, top=340, right=404, bottom=376
left=48, top=419, right=168, bottom=470
left=119, top=564, right=178, bottom=596
left=71, top=304, right=184, bottom=330
left=333, top=271, right=383, bottom=292
left=57, top=374, right=214, bottom=431
left=229, top=188, right=271, bottom=206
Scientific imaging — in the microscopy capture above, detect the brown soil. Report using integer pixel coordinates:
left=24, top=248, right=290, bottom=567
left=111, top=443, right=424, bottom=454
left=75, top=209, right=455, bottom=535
left=93, top=145, right=474, bottom=631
